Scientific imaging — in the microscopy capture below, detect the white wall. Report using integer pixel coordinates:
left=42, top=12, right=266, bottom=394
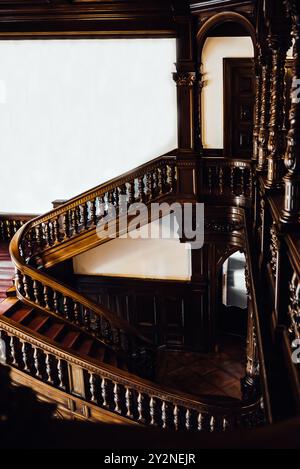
left=73, top=215, right=191, bottom=281
left=0, top=39, right=177, bottom=213
left=201, top=37, right=254, bottom=149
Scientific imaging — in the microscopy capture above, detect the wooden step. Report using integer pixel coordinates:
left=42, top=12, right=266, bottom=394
left=76, top=338, right=95, bottom=357
left=6, top=286, right=16, bottom=298
left=23, top=313, right=50, bottom=332
left=8, top=307, right=33, bottom=323
left=59, top=331, right=81, bottom=349
left=43, top=322, right=66, bottom=341
left=103, top=350, right=118, bottom=367
left=91, top=345, right=106, bottom=362
left=0, top=297, right=19, bottom=315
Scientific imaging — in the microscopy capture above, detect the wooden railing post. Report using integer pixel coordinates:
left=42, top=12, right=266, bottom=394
left=281, top=1, right=300, bottom=226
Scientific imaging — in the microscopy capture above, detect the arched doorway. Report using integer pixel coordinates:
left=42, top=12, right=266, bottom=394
left=196, top=12, right=256, bottom=156
left=216, top=250, right=248, bottom=359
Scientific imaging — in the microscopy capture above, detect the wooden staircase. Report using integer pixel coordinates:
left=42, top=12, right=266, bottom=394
left=0, top=156, right=264, bottom=432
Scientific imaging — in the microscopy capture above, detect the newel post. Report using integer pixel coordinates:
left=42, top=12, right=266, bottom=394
left=265, top=31, right=291, bottom=189
left=257, top=50, right=272, bottom=171
left=172, top=12, right=199, bottom=200
left=281, top=0, right=300, bottom=226
left=253, top=52, right=263, bottom=163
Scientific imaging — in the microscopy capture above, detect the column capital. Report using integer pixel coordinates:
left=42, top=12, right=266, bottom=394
left=173, top=71, right=196, bottom=87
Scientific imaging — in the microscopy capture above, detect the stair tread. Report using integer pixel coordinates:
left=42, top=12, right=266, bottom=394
left=0, top=297, right=19, bottom=315
left=24, top=313, right=50, bottom=332
left=59, top=331, right=81, bottom=348
left=104, top=350, right=118, bottom=366
left=76, top=338, right=95, bottom=356
left=44, top=322, right=66, bottom=340
left=91, top=345, right=106, bottom=362
left=8, top=307, right=33, bottom=323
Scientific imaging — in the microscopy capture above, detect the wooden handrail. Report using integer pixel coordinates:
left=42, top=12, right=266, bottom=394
left=9, top=154, right=177, bottom=357
left=6, top=153, right=261, bottom=430
left=0, top=313, right=263, bottom=431
left=0, top=213, right=37, bottom=241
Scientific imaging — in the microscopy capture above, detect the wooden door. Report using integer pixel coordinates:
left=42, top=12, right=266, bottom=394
left=223, top=58, right=255, bottom=159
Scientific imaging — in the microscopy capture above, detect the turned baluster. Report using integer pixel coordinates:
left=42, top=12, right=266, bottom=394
left=113, top=188, right=119, bottom=208
left=219, top=167, right=224, bottom=195
left=89, top=199, right=97, bottom=226
left=160, top=165, right=167, bottom=193
left=15, top=269, right=24, bottom=295
left=0, top=221, right=4, bottom=240
left=53, top=290, right=60, bottom=315
left=5, top=220, right=11, bottom=239
left=61, top=213, right=68, bottom=240
left=149, top=397, right=156, bottom=425
left=146, top=172, right=154, bottom=200
left=125, top=387, right=133, bottom=418
left=230, top=167, right=235, bottom=193
left=63, top=296, right=72, bottom=321
left=10, top=336, right=18, bottom=366
left=197, top=412, right=204, bottom=431
left=33, top=347, right=43, bottom=379
left=97, top=196, right=106, bottom=221
left=41, top=223, right=49, bottom=248
left=156, top=168, right=162, bottom=195
left=100, top=317, right=112, bottom=342
left=101, top=377, right=109, bottom=408
left=0, top=330, right=7, bottom=364
left=185, top=409, right=191, bottom=431
left=23, top=275, right=32, bottom=300
left=169, top=164, right=176, bottom=192
left=33, top=280, right=41, bottom=305
left=112, top=328, right=121, bottom=348
left=240, top=167, right=246, bottom=196
left=137, top=177, right=145, bottom=203
left=43, top=285, right=51, bottom=310
left=35, top=225, right=43, bottom=249
left=209, top=415, right=216, bottom=432
left=71, top=209, right=76, bottom=235
left=128, top=181, right=135, bottom=205
left=137, top=392, right=145, bottom=423
left=52, top=218, right=59, bottom=244
left=57, top=359, right=66, bottom=390
left=113, top=383, right=122, bottom=414
left=89, top=373, right=98, bottom=403
left=161, top=401, right=168, bottom=429
left=45, top=353, right=56, bottom=385
left=173, top=405, right=179, bottom=431
left=222, top=417, right=229, bottom=431
left=83, top=308, right=91, bottom=331
left=208, top=167, right=213, bottom=193
left=73, top=302, right=81, bottom=325
left=94, top=315, right=102, bottom=339
left=21, top=341, right=30, bottom=372
left=48, top=221, right=55, bottom=246
left=119, top=184, right=127, bottom=213
left=75, top=206, right=81, bottom=233
left=82, top=203, right=89, bottom=230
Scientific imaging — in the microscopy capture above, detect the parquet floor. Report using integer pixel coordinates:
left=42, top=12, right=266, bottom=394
left=156, top=336, right=245, bottom=401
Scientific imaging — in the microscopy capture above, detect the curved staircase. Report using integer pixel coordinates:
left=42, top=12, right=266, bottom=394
left=0, top=154, right=263, bottom=432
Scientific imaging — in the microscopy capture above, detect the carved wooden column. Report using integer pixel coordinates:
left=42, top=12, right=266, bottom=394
left=265, top=34, right=290, bottom=189
left=242, top=262, right=260, bottom=400
left=253, top=54, right=263, bottom=163
left=173, top=14, right=199, bottom=199
left=281, top=1, right=300, bottom=225
left=173, top=68, right=196, bottom=153
left=257, top=52, right=272, bottom=171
